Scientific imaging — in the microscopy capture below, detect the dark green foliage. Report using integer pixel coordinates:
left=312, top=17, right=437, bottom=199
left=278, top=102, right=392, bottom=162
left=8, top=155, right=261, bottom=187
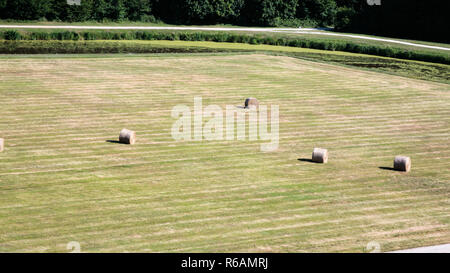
left=240, top=0, right=298, bottom=26
left=152, top=0, right=245, bottom=25
left=334, top=6, right=355, bottom=31
left=297, top=0, right=337, bottom=27
left=335, top=0, right=448, bottom=43
left=0, top=0, right=52, bottom=20
left=3, top=30, right=21, bottom=40
left=186, top=0, right=244, bottom=24
left=0, top=1, right=447, bottom=42
left=0, top=0, right=326, bottom=27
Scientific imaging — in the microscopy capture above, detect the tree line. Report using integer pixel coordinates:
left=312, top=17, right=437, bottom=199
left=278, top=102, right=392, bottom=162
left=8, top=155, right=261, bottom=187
left=0, top=0, right=447, bottom=42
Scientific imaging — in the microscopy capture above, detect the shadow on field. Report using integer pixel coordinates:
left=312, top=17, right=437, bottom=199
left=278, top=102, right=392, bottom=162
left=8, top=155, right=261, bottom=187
left=106, top=140, right=125, bottom=144
left=297, top=158, right=317, bottom=163
left=379, top=166, right=399, bottom=171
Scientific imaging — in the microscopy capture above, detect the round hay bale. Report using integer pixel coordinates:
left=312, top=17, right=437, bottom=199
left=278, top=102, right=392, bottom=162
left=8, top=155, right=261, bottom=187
left=245, top=98, right=259, bottom=109
left=119, top=129, right=136, bottom=145
left=0, top=138, right=3, bottom=152
left=312, top=148, right=328, bottom=163
left=394, top=156, right=411, bottom=172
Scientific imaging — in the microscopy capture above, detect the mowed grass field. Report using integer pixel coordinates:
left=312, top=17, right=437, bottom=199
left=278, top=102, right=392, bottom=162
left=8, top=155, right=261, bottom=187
left=0, top=53, right=449, bottom=252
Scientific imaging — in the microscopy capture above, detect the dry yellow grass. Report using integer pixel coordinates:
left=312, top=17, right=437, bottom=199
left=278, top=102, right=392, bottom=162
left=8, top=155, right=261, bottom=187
left=0, top=53, right=448, bottom=252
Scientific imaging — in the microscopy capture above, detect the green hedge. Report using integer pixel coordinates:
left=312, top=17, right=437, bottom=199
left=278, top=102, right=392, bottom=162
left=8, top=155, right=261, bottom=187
left=0, top=30, right=448, bottom=65
left=0, top=40, right=236, bottom=54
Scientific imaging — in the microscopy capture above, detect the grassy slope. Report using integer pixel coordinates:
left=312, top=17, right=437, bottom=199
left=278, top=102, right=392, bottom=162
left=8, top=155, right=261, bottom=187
left=2, top=40, right=448, bottom=84
left=0, top=53, right=448, bottom=252
left=275, top=32, right=450, bottom=51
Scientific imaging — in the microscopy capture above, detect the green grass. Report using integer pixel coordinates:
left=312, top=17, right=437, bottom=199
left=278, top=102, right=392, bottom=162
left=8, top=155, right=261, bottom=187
left=2, top=40, right=449, bottom=84
left=0, top=53, right=449, bottom=252
left=0, top=40, right=236, bottom=54
left=275, top=31, right=450, bottom=51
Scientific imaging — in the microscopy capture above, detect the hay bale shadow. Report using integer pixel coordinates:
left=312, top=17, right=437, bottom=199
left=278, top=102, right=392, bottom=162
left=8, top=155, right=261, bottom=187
left=379, top=166, right=400, bottom=172
left=297, top=158, right=319, bottom=163
left=106, top=140, right=126, bottom=144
